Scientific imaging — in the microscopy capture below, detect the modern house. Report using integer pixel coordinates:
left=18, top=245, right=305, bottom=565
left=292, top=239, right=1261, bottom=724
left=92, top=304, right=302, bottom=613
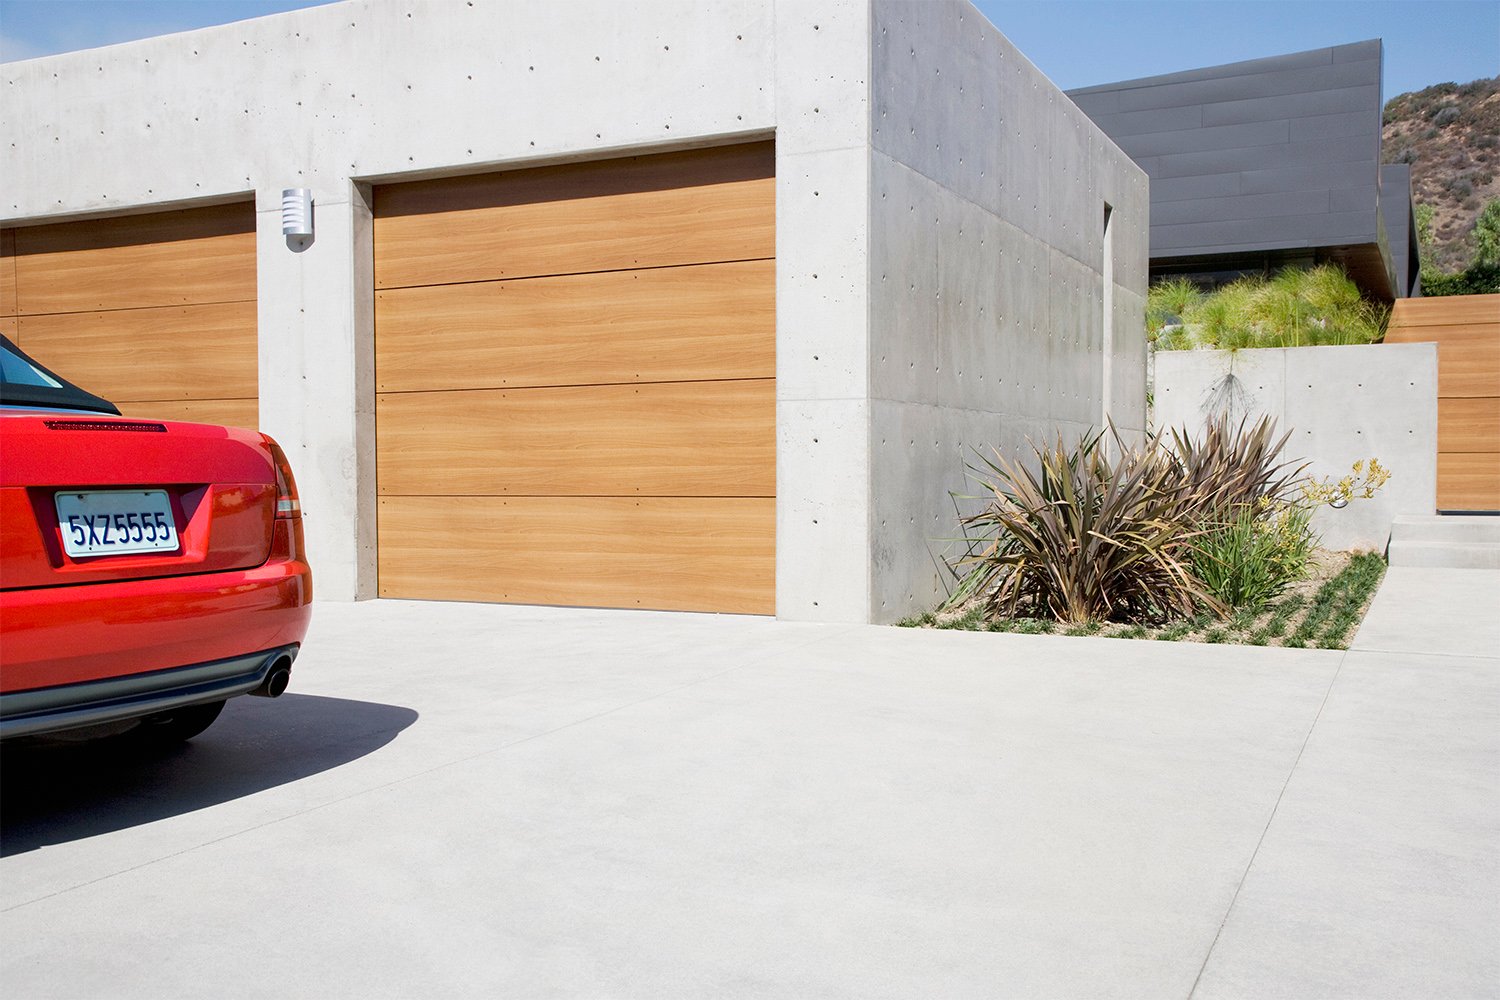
left=1068, top=39, right=1420, bottom=300
left=0, top=0, right=1147, bottom=624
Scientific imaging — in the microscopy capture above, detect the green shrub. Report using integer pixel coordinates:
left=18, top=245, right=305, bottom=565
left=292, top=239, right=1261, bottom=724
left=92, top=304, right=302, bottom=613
left=1422, top=263, right=1500, bottom=295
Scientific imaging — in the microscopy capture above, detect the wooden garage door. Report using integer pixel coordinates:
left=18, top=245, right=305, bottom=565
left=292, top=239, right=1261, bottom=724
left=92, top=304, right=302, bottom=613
left=1385, top=293, right=1500, bottom=511
left=0, top=203, right=259, bottom=428
left=373, top=142, right=775, bottom=614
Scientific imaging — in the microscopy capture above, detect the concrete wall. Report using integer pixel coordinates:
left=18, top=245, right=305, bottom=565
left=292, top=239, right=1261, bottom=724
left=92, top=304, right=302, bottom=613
left=1153, top=345, right=1438, bottom=551
left=2, top=0, right=1146, bottom=623
left=866, top=0, right=1149, bottom=621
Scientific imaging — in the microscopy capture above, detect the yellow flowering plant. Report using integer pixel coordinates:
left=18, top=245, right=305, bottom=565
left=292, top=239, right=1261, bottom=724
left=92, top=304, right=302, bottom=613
left=1302, top=458, right=1392, bottom=509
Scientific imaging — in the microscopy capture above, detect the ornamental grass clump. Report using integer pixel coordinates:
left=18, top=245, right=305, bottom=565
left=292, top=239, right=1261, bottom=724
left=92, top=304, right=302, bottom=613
left=1190, top=500, right=1316, bottom=611
left=1147, top=264, right=1389, bottom=350
left=948, top=428, right=1224, bottom=626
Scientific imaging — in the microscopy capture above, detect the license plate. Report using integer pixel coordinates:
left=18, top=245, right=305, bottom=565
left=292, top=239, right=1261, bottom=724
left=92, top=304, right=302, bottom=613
left=55, top=490, right=180, bottom=558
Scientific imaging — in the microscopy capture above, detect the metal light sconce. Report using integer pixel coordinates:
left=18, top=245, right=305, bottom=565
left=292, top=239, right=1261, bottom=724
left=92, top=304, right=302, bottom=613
left=281, top=188, right=313, bottom=237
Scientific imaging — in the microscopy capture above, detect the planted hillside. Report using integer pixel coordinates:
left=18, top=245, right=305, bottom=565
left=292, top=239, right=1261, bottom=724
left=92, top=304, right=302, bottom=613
left=1146, top=265, right=1388, bottom=351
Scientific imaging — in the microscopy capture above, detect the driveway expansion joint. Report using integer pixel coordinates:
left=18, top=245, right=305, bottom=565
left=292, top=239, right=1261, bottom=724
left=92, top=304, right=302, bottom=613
left=1186, top=648, right=1351, bottom=999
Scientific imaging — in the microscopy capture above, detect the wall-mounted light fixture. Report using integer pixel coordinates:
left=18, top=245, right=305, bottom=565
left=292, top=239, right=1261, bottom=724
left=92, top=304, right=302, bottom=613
left=281, top=188, right=313, bottom=237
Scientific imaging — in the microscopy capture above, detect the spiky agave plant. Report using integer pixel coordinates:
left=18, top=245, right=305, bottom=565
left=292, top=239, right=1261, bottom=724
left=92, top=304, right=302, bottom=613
left=949, top=428, right=1224, bottom=626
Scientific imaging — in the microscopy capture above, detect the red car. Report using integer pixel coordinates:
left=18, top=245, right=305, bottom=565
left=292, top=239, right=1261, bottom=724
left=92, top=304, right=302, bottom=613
left=0, top=335, right=311, bottom=745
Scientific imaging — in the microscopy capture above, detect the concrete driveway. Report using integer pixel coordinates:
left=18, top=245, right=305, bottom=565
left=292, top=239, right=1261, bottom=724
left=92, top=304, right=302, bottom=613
left=3, top=569, right=1496, bottom=999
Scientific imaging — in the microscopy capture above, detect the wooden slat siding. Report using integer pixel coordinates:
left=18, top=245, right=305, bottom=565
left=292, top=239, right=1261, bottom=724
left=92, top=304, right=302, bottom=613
left=1421, top=329, right=1500, bottom=397
left=1, top=229, right=16, bottom=318
left=1437, top=453, right=1500, bottom=512
left=2, top=204, right=258, bottom=430
left=11, top=204, right=257, bottom=315
left=1387, top=294, right=1500, bottom=329
left=0, top=315, right=17, bottom=346
left=375, top=260, right=775, bottom=393
left=377, top=379, right=775, bottom=498
left=115, top=397, right=259, bottom=430
left=17, top=302, right=257, bottom=403
left=1386, top=293, right=1500, bottom=510
left=373, top=142, right=775, bottom=290
left=1438, top=397, right=1500, bottom=455
left=376, top=496, right=775, bottom=614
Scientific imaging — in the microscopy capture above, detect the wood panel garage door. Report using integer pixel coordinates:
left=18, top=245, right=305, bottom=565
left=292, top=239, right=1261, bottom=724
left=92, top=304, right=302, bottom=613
left=373, top=142, right=775, bottom=614
left=0, top=204, right=259, bottom=428
left=1386, top=293, right=1500, bottom=511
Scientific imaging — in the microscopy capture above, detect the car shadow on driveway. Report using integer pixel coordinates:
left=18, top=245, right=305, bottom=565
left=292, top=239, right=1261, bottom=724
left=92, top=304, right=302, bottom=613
left=0, top=694, right=418, bottom=857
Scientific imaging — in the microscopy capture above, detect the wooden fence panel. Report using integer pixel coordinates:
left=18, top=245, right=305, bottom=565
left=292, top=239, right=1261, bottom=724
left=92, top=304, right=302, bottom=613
left=1387, top=294, right=1500, bottom=510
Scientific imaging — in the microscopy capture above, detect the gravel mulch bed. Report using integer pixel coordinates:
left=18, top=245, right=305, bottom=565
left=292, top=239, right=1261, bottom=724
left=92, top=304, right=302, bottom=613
left=900, top=550, right=1387, bottom=650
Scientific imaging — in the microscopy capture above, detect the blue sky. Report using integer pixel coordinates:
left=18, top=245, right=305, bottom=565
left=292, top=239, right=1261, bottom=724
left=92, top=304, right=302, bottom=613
left=0, top=0, right=1495, bottom=99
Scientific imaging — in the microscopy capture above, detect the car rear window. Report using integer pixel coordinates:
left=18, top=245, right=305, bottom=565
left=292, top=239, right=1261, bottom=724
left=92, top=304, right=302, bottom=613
left=0, top=336, right=121, bottom=415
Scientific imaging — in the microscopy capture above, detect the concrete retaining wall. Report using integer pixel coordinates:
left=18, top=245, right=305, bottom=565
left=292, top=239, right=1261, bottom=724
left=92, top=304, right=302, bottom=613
left=1153, top=345, right=1438, bottom=551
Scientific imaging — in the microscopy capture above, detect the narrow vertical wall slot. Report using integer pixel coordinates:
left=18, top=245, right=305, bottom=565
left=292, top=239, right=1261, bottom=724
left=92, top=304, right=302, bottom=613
left=1101, top=202, right=1115, bottom=438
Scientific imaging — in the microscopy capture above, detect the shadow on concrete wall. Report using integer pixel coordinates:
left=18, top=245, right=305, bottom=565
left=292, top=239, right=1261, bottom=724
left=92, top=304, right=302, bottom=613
left=0, top=694, right=417, bottom=857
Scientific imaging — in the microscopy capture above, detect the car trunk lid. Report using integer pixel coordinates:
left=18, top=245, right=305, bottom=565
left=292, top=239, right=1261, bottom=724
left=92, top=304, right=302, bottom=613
left=0, top=411, right=277, bottom=589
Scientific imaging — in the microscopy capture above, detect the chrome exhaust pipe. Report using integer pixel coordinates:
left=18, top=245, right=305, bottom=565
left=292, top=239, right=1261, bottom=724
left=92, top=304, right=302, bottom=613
left=250, top=654, right=293, bottom=698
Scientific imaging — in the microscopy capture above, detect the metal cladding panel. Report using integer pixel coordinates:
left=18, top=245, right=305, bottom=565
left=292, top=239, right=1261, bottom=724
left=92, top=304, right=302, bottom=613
left=1238, top=161, right=1372, bottom=196
left=1085, top=104, right=1203, bottom=137
left=1135, top=134, right=1376, bottom=179
left=1118, top=119, right=1292, bottom=159
left=1153, top=173, right=1244, bottom=203
left=1382, top=163, right=1419, bottom=298
left=1332, top=186, right=1377, bottom=214
left=1152, top=189, right=1330, bottom=228
left=1068, top=40, right=1385, bottom=266
left=1200, top=85, right=1378, bottom=127
left=1151, top=210, right=1378, bottom=257
left=1115, top=60, right=1380, bottom=113
left=1069, top=43, right=1358, bottom=95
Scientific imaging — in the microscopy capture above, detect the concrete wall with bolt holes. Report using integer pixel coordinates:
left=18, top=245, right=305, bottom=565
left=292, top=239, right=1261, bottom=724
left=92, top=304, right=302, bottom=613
left=2, top=0, right=1145, bottom=623
left=1152, top=344, right=1438, bottom=552
left=866, top=1, right=1149, bottom=622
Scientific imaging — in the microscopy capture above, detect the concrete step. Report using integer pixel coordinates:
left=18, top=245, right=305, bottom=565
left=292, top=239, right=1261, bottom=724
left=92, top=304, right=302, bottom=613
left=1387, top=539, right=1500, bottom=570
left=1389, top=514, right=1500, bottom=545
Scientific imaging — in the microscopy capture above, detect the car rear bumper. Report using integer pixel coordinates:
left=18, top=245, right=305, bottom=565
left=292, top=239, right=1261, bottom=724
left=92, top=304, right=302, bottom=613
left=0, top=556, right=312, bottom=693
left=0, top=645, right=299, bottom=740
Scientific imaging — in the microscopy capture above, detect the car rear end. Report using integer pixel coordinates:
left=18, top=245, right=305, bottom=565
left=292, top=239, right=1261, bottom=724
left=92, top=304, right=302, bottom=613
left=0, top=340, right=312, bottom=741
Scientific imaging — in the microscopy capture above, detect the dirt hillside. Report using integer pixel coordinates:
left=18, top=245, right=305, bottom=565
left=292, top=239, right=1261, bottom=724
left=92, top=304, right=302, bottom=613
left=1382, top=77, right=1500, bottom=273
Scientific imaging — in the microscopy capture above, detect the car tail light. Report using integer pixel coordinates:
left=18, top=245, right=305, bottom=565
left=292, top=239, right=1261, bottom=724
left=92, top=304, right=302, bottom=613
left=266, top=440, right=302, bottom=519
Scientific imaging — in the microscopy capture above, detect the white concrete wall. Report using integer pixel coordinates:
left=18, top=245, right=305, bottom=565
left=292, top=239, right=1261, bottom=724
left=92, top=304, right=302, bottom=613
left=1153, top=345, right=1438, bottom=551
left=865, top=0, right=1149, bottom=622
left=3, top=0, right=1146, bottom=623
